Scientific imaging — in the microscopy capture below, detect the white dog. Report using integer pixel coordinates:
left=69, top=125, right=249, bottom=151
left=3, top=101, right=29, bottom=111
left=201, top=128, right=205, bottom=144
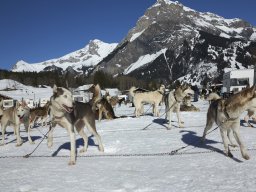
left=129, top=85, right=165, bottom=117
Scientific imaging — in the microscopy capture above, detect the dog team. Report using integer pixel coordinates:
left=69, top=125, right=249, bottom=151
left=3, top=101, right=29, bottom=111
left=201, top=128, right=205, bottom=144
left=0, top=82, right=255, bottom=165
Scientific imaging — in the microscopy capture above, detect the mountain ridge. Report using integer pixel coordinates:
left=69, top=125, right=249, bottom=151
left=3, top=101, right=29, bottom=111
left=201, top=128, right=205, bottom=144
left=12, top=39, right=118, bottom=74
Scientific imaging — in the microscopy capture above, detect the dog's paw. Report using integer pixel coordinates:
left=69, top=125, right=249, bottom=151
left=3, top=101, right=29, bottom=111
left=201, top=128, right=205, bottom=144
left=68, top=160, right=76, bottom=166
left=16, top=142, right=23, bottom=147
left=98, top=146, right=104, bottom=152
left=30, top=141, right=35, bottom=145
left=243, top=154, right=250, bottom=160
left=79, top=148, right=87, bottom=153
left=47, top=142, right=53, bottom=148
left=229, top=144, right=238, bottom=148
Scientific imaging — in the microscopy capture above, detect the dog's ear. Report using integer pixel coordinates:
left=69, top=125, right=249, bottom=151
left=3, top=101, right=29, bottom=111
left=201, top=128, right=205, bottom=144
left=53, top=84, right=58, bottom=93
left=251, top=84, right=256, bottom=97
left=252, top=84, right=256, bottom=92
left=15, top=101, right=21, bottom=108
left=21, top=100, right=28, bottom=108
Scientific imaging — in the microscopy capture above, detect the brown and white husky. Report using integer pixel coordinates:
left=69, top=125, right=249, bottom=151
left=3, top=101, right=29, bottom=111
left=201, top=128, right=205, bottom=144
left=48, top=85, right=104, bottom=165
left=202, top=85, right=256, bottom=160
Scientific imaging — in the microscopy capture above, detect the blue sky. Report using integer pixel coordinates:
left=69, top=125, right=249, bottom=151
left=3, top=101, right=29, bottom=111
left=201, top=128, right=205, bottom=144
left=0, top=0, right=255, bottom=70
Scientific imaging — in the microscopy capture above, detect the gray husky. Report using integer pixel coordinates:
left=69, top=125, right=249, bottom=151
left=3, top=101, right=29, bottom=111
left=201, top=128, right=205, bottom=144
left=48, top=85, right=104, bottom=165
left=202, top=85, right=256, bottom=160
left=165, top=84, right=194, bottom=129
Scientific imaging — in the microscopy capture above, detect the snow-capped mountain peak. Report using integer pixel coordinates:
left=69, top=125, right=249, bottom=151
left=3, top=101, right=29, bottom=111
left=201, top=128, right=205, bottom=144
left=12, top=39, right=118, bottom=73
left=127, top=0, right=254, bottom=43
left=95, top=0, right=256, bottom=85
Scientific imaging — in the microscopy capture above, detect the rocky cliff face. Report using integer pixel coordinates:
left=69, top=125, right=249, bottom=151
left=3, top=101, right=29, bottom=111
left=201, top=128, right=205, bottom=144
left=95, top=0, right=256, bottom=84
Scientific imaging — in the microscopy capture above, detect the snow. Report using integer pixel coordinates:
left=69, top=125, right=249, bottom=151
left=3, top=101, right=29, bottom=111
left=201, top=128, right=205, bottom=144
left=0, top=79, right=52, bottom=101
left=130, top=29, right=145, bottom=42
left=123, top=49, right=167, bottom=75
left=219, top=32, right=231, bottom=38
left=250, top=30, right=256, bottom=41
left=1, top=81, right=256, bottom=191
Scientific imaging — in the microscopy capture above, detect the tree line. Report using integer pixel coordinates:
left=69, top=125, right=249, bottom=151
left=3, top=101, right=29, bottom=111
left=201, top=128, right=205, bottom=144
left=0, top=69, right=165, bottom=91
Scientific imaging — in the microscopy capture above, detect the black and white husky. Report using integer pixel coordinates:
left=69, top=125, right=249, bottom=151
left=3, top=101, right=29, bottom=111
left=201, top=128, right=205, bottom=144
left=48, top=85, right=104, bottom=165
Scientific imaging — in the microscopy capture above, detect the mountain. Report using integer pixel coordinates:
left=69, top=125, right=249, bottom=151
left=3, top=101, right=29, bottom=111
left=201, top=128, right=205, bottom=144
left=12, top=39, right=118, bottom=75
left=94, top=0, right=256, bottom=85
left=12, top=0, right=256, bottom=86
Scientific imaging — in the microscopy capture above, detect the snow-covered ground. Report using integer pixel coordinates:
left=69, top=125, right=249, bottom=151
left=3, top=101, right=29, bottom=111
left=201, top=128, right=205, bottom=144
left=1, top=88, right=256, bottom=192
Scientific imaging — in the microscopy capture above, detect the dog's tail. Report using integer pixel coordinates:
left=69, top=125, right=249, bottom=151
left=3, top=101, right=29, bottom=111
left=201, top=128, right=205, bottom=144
left=129, top=86, right=137, bottom=98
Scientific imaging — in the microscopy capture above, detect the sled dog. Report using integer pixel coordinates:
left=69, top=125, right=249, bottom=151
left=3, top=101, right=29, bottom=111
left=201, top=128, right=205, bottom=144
left=48, top=85, right=104, bottom=165
left=165, top=83, right=194, bottom=129
left=129, top=85, right=165, bottom=117
left=0, top=99, right=31, bottom=146
left=88, top=84, right=102, bottom=112
left=95, top=97, right=115, bottom=121
left=205, top=92, right=256, bottom=127
left=89, top=84, right=116, bottom=120
left=202, top=85, right=256, bottom=160
left=29, top=101, right=50, bottom=129
left=180, top=95, right=200, bottom=112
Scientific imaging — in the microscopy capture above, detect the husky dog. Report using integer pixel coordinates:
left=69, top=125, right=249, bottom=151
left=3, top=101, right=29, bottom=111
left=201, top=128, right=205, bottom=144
left=95, top=97, right=115, bottom=121
left=165, top=84, right=194, bottom=129
left=202, top=85, right=256, bottom=160
left=0, top=100, right=31, bottom=146
left=129, top=85, right=165, bottom=117
left=29, top=101, right=50, bottom=129
left=88, top=84, right=102, bottom=112
left=48, top=85, right=104, bottom=165
left=205, top=92, right=256, bottom=127
left=89, top=84, right=116, bottom=121
left=180, top=95, right=200, bottom=112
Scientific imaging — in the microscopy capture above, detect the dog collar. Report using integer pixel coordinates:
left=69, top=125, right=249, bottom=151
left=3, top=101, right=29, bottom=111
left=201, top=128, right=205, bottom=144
left=224, top=108, right=230, bottom=120
left=223, top=106, right=237, bottom=121
left=158, top=90, right=164, bottom=95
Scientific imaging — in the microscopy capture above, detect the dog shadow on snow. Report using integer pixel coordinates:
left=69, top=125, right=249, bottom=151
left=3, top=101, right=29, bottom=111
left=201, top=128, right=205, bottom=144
left=152, top=118, right=169, bottom=129
left=1, top=134, right=42, bottom=145
left=51, top=136, right=97, bottom=157
left=240, top=119, right=256, bottom=128
left=180, top=130, right=243, bottom=163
